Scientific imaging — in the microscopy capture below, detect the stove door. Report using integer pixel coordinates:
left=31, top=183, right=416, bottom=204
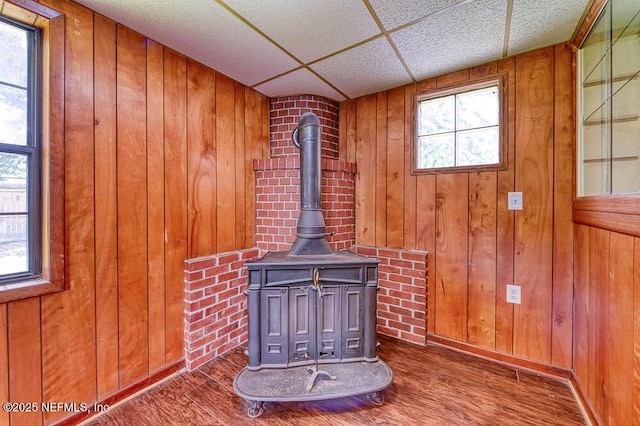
left=289, top=286, right=314, bottom=365
left=342, top=285, right=365, bottom=361
left=260, top=287, right=289, bottom=367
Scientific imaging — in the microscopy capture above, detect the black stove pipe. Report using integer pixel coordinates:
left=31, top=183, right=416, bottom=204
left=288, top=112, right=332, bottom=256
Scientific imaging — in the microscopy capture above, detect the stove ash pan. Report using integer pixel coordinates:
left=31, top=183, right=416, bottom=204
left=245, top=251, right=380, bottom=371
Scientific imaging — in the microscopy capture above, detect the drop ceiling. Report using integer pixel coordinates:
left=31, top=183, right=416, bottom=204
left=74, top=0, right=592, bottom=102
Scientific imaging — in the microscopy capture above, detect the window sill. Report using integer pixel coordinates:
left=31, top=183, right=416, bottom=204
left=0, top=277, right=63, bottom=303
left=412, top=162, right=507, bottom=175
left=573, top=193, right=640, bottom=237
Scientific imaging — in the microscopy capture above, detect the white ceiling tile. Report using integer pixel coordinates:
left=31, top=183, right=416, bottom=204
left=369, top=0, right=466, bottom=30
left=310, top=37, right=412, bottom=99
left=253, top=68, right=347, bottom=102
left=74, top=0, right=299, bottom=87
left=223, top=0, right=381, bottom=63
left=391, top=0, right=507, bottom=81
left=508, top=0, right=591, bottom=56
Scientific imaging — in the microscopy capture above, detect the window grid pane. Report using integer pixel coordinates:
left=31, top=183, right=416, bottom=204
left=417, top=84, right=500, bottom=170
left=417, top=134, right=455, bottom=169
left=0, top=20, right=28, bottom=87
left=455, top=127, right=500, bottom=166
left=418, top=95, right=455, bottom=136
left=0, top=84, right=28, bottom=146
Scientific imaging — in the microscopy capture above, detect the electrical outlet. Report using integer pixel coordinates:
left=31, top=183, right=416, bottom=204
left=506, top=284, right=521, bottom=304
left=508, top=192, right=523, bottom=210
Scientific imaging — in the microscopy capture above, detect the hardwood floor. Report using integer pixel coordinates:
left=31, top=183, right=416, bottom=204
left=87, top=336, right=585, bottom=425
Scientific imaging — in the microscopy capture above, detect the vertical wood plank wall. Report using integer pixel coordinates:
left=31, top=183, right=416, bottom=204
left=0, top=0, right=270, bottom=424
left=341, top=44, right=575, bottom=368
left=573, top=225, right=638, bottom=425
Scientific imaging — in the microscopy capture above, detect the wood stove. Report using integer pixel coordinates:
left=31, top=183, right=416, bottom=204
left=233, top=113, right=393, bottom=417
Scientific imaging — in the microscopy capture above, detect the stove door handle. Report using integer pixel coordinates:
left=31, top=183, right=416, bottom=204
left=312, top=268, right=323, bottom=298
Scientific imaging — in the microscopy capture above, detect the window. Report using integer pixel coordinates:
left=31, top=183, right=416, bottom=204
left=577, top=0, right=640, bottom=196
left=414, top=76, right=506, bottom=173
left=0, top=16, right=41, bottom=284
left=0, top=1, right=63, bottom=303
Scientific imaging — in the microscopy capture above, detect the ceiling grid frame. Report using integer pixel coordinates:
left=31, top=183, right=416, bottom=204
left=71, top=0, right=592, bottom=101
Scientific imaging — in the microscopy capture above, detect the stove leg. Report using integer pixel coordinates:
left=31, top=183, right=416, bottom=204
left=247, top=400, right=264, bottom=418
left=366, top=391, right=384, bottom=406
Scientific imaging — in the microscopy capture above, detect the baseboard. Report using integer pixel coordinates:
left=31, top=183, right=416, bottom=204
left=568, top=371, right=601, bottom=426
left=427, top=334, right=572, bottom=381
left=52, top=359, right=186, bottom=426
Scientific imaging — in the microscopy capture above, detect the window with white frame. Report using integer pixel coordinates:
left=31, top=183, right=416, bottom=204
left=414, top=77, right=506, bottom=173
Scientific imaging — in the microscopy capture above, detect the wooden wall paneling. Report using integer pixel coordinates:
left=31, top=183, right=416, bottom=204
left=470, top=61, right=498, bottom=79
left=551, top=44, right=575, bottom=369
left=572, top=225, right=590, bottom=395
left=573, top=210, right=640, bottom=238
left=41, top=1, right=97, bottom=422
left=234, top=82, right=247, bottom=248
left=8, top=299, right=42, bottom=426
left=339, top=99, right=347, bottom=161
left=0, top=304, right=7, bottom=426
left=116, top=25, right=149, bottom=387
left=262, top=96, right=270, bottom=159
left=345, top=99, right=357, bottom=164
left=147, top=39, right=166, bottom=373
left=375, top=92, right=387, bottom=247
left=590, top=227, right=609, bottom=419
left=93, top=15, right=119, bottom=397
left=416, top=175, right=435, bottom=335
left=215, top=73, right=236, bottom=253
left=386, top=87, right=405, bottom=248
left=415, top=77, right=436, bottom=94
left=43, top=12, right=65, bottom=291
left=467, top=172, right=497, bottom=349
left=355, top=94, right=376, bottom=246
left=403, top=85, right=417, bottom=249
left=574, top=193, right=640, bottom=216
left=495, top=57, right=516, bottom=354
left=513, top=48, right=554, bottom=363
left=586, top=226, right=598, bottom=409
left=186, top=60, right=217, bottom=258
left=634, top=237, right=640, bottom=425
left=434, top=174, right=469, bottom=341
left=244, top=89, right=268, bottom=247
left=436, top=68, right=470, bottom=87
left=607, top=232, right=634, bottom=424
left=163, top=48, right=188, bottom=363
left=415, top=78, right=437, bottom=335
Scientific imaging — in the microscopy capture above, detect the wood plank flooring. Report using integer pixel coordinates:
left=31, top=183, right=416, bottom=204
left=87, top=336, right=585, bottom=425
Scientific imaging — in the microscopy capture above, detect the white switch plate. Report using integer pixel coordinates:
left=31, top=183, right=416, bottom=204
left=506, top=284, right=521, bottom=304
left=508, top=192, right=523, bottom=210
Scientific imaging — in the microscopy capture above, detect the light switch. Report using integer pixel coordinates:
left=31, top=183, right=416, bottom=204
left=508, top=192, right=522, bottom=210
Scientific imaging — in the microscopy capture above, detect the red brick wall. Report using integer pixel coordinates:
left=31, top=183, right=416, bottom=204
left=255, top=94, right=356, bottom=253
left=183, top=248, right=262, bottom=370
left=351, top=245, right=428, bottom=345
left=270, top=95, right=339, bottom=159
left=254, top=157, right=356, bottom=252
